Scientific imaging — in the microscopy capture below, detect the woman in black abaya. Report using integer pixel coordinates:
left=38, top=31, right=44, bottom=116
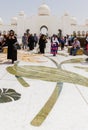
left=6, top=30, right=17, bottom=63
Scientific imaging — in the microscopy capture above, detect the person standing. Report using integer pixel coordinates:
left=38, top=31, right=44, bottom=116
left=38, top=34, right=47, bottom=54
left=85, top=35, right=88, bottom=51
left=51, top=34, right=59, bottom=56
left=22, top=33, right=28, bottom=50
left=34, top=33, right=38, bottom=47
left=0, top=33, right=4, bottom=52
left=6, top=30, right=17, bottom=63
left=28, top=34, right=35, bottom=50
left=59, top=36, right=65, bottom=50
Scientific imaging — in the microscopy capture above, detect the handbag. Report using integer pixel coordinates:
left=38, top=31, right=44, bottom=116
left=13, top=42, right=21, bottom=50
left=13, top=42, right=18, bottom=50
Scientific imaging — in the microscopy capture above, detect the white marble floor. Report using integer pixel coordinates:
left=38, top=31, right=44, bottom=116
left=0, top=49, right=88, bottom=130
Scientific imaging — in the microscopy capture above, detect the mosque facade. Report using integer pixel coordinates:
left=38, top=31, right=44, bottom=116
left=0, top=3, right=88, bottom=37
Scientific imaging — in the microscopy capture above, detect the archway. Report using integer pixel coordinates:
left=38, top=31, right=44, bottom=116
left=40, top=25, right=48, bottom=36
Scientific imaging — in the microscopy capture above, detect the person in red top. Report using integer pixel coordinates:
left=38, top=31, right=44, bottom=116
left=51, top=34, right=59, bottom=56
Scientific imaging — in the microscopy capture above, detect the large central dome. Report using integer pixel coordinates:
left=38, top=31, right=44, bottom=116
left=38, top=3, right=51, bottom=16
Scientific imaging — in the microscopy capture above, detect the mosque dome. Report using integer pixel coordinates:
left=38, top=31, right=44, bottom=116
left=38, top=3, right=51, bottom=16
left=19, top=11, right=25, bottom=16
left=0, top=18, right=3, bottom=25
left=71, top=17, right=77, bottom=25
left=64, top=11, right=69, bottom=16
left=11, top=17, right=17, bottom=25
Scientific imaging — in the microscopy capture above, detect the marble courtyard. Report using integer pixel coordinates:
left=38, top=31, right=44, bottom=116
left=0, top=49, right=88, bottom=130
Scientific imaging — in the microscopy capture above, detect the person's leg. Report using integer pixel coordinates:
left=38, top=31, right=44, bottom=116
left=72, top=48, right=77, bottom=55
left=70, top=48, right=73, bottom=55
left=12, top=60, right=14, bottom=64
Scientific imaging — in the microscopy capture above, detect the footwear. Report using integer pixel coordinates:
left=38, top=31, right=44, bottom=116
left=12, top=60, right=14, bottom=64
left=73, top=54, right=76, bottom=56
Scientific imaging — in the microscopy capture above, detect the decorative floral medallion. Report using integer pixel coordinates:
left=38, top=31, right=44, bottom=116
left=0, top=88, right=21, bottom=103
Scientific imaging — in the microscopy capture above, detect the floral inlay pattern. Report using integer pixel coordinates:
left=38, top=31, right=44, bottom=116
left=0, top=88, right=21, bottom=103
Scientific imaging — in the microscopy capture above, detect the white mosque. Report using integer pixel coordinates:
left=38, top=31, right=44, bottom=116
left=0, top=2, right=88, bottom=37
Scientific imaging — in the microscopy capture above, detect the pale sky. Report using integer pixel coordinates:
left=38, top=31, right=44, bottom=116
left=0, top=0, right=88, bottom=24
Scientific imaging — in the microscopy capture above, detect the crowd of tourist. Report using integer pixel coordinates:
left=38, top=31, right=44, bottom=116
left=0, top=29, right=88, bottom=64
left=21, top=32, right=76, bottom=56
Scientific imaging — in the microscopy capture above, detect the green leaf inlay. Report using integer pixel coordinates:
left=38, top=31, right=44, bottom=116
left=15, top=76, right=29, bottom=87
left=0, top=88, right=21, bottom=103
left=31, top=82, right=63, bottom=126
left=6, top=57, right=88, bottom=126
left=6, top=64, right=88, bottom=87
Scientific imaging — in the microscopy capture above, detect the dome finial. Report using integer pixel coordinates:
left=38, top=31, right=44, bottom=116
left=42, top=0, right=45, bottom=4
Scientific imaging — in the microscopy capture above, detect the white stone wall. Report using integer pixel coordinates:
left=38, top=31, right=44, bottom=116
left=0, top=9, right=88, bottom=37
left=0, top=24, right=17, bottom=34
left=17, top=15, right=25, bottom=38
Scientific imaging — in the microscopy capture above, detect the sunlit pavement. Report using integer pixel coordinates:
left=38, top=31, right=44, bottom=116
left=0, top=48, right=88, bottom=130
